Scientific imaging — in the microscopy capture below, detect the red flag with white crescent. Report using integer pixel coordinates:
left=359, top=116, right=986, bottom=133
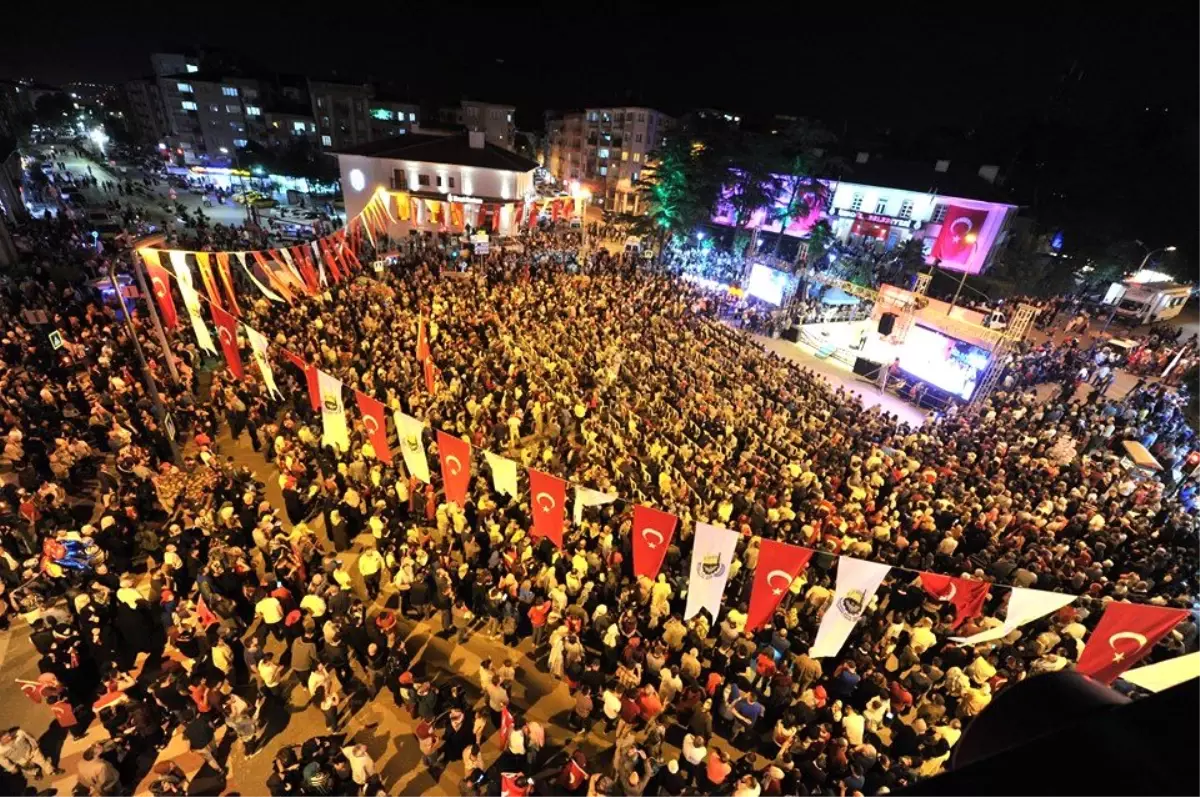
left=631, top=504, right=678, bottom=580
left=918, top=572, right=991, bottom=629
left=354, top=390, right=392, bottom=464
left=416, top=316, right=430, bottom=363
left=282, top=348, right=320, bottom=411
left=746, top=539, right=814, bottom=632
left=194, top=251, right=223, bottom=309
left=209, top=303, right=244, bottom=379
left=436, top=430, right=471, bottom=507
left=1075, top=602, right=1188, bottom=684
left=214, top=251, right=240, bottom=314
left=528, top=468, right=566, bottom=549
left=424, top=357, right=437, bottom=394
left=930, top=205, right=989, bottom=265
left=141, top=250, right=178, bottom=330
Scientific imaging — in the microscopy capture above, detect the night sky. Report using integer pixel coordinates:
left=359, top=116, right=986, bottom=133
left=4, top=7, right=1196, bottom=256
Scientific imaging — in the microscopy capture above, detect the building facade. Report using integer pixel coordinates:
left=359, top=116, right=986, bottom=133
left=334, top=131, right=538, bottom=237
left=308, top=80, right=373, bottom=151
left=367, top=99, right=420, bottom=141
left=121, top=78, right=169, bottom=147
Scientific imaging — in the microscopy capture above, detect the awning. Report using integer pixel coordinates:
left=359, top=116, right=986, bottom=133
left=1121, top=441, right=1163, bottom=471
left=821, top=287, right=862, bottom=306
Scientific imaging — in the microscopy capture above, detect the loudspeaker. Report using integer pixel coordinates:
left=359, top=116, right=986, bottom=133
left=782, top=325, right=801, bottom=342
left=853, top=357, right=884, bottom=380
left=878, top=312, right=897, bottom=335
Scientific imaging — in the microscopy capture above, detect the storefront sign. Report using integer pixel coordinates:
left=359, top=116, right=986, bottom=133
left=448, top=194, right=483, bottom=205
left=189, top=166, right=251, bottom=177
left=833, top=208, right=919, bottom=229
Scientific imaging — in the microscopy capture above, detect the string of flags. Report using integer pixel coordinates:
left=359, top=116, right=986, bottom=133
left=132, top=207, right=1195, bottom=685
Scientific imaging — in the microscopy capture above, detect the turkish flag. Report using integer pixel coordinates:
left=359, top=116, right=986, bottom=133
left=416, top=316, right=430, bottom=363
left=214, top=252, right=240, bottom=314
left=528, top=468, right=567, bottom=548
left=142, top=250, right=178, bottom=330
left=209, top=303, right=244, bottom=379
left=354, top=390, right=392, bottom=464
left=931, top=205, right=989, bottom=264
left=918, top=572, right=991, bottom=629
left=424, top=357, right=437, bottom=394
left=631, top=505, right=678, bottom=580
left=500, top=773, right=531, bottom=797
left=194, top=252, right=222, bottom=309
left=282, top=348, right=320, bottom=411
left=1075, top=602, right=1188, bottom=684
left=746, top=540, right=814, bottom=632
left=436, top=430, right=471, bottom=507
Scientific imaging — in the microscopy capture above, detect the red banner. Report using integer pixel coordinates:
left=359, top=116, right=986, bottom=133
left=424, top=357, right=437, bottom=394
left=209, top=303, right=244, bottom=379
left=1075, top=602, right=1188, bottom=684
left=354, top=390, right=392, bottom=464
left=252, top=250, right=294, bottom=302
left=632, top=504, right=678, bottom=580
left=746, top=539, right=814, bottom=632
left=528, top=468, right=567, bottom=548
left=931, top=205, right=989, bottom=264
left=194, top=252, right=222, bottom=309
left=214, top=252, right=240, bottom=314
left=918, top=572, right=991, bottom=629
left=416, top=316, right=430, bottom=363
left=292, top=246, right=320, bottom=293
left=142, top=250, right=178, bottom=330
left=282, top=348, right=320, bottom=411
left=436, top=431, right=471, bottom=507
left=320, top=237, right=344, bottom=283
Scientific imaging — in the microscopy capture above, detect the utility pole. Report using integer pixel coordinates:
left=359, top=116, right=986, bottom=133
left=107, top=261, right=181, bottom=464
left=128, top=242, right=181, bottom=386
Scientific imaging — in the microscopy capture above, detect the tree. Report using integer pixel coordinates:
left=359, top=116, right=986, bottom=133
left=764, top=120, right=837, bottom=256
left=637, top=136, right=721, bottom=241
left=717, top=133, right=781, bottom=258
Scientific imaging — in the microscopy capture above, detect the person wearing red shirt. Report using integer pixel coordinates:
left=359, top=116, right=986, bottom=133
left=637, top=685, right=663, bottom=722
left=528, top=600, right=552, bottom=649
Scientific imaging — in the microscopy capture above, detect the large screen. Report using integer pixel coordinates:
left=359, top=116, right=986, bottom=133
left=897, top=325, right=991, bottom=400
left=746, top=263, right=791, bottom=305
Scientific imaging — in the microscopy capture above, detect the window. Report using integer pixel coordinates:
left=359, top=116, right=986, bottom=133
left=321, top=134, right=332, bottom=146
left=587, top=111, right=597, bottom=121
left=850, top=192, right=863, bottom=211
left=233, top=138, right=248, bottom=148
left=633, top=152, right=641, bottom=163
left=317, top=97, right=324, bottom=109
left=221, top=86, right=238, bottom=97
left=448, top=177, right=456, bottom=188
left=185, top=64, right=199, bottom=73
left=370, top=108, right=392, bottom=121
left=177, top=82, right=194, bottom=93
left=409, top=112, right=417, bottom=122
left=245, top=89, right=258, bottom=100
left=932, top=204, right=948, bottom=222
left=246, top=105, right=261, bottom=116
left=635, top=133, right=642, bottom=143
left=393, top=169, right=407, bottom=189
left=898, top=199, right=913, bottom=219
left=437, top=175, right=444, bottom=187
left=417, top=174, right=430, bottom=186
left=507, top=113, right=512, bottom=122
left=597, top=148, right=609, bottom=159
left=637, top=112, right=645, bottom=122
left=181, top=101, right=198, bottom=111
left=292, top=121, right=307, bottom=132
left=621, top=151, right=628, bottom=161
left=625, top=112, right=634, bottom=121
left=632, top=171, right=640, bottom=181
left=599, top=166, right=608, bottom=176
left=226, top=104, right=240, bottom=114
left=874, top=198, right=888, bottom=215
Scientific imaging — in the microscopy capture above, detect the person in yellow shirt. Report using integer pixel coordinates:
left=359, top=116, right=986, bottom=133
left=358, top=546, right=386, bottom=600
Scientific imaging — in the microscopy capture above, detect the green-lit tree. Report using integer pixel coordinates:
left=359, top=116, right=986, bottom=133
left=637, top=137, right=721, bottom=242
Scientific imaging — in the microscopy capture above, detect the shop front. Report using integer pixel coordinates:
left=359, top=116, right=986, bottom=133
left=834, top=209, right=923, bottom=250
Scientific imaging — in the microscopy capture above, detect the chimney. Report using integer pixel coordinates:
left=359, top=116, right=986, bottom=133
left=934, top=159, right=951, bottom=173
left=978, top=164, right=999, bottom=184
left=468, top=131, right=485, bottom=149
left=855, top=151, right=870, bottom=164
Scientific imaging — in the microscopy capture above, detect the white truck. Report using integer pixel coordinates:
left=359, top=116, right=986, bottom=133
left=1103, top=280, right=1192, bottom=326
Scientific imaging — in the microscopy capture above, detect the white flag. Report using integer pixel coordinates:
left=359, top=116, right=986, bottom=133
left=810, top=556, right=891, bottom=659
left=684, top=523, right=740, bottom=620
left=393, top=410, right=431, bottom=483
left=311, top=241, right=327, bottom=286
left=235, top=252, right=284, bottom=302
left=279, top=248, right=306, bottom=287
left=950, top=587, right=1076, bottom=646
left=1120, top=651, right=1200, bottom=693
left=316, top=369, right=349, bottom=452
left=483, top=450, right=518, bottom=498
left=573, top=486, right=616, bottom=525
left=244, top=324, right=281, bottom=399
left=168, top=251, right=218, bottom=354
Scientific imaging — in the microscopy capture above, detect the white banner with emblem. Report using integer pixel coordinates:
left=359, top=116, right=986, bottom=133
left=684, top=522, right=740, bottom=620
left=810, top=556, right=892, bottom=658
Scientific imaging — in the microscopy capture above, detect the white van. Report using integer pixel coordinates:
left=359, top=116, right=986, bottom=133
left=1104, top=281, right=1192, bottom=325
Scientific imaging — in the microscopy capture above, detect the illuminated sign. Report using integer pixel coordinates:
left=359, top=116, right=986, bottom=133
left=832, top=208, right=919, bottom=229
left=448, top=194, right=483, bottom=205
left=189, top=166, right=251, bottom=177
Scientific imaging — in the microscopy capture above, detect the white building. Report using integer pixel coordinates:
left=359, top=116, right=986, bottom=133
left=334, top=131, right=539, bottom=237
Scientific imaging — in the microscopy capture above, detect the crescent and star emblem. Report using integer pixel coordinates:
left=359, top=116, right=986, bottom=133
left=446, top=455, right=463, bottom=477
left=1108, top=631, right=1148, bottom=663
left=949, top=216, right=974, bottom=244
left=362, top=415, right=379, bottom=435
left=766, top=569, right=792, bottom=596
left=217, top=327, right=233, bottom=346
left=641, top=528, right=664, bottom=550
left=534, top=492, right=557, bottom=513
left=151, top=277, right=167, bottom=299
left=941, top=583, right=957, bottom=602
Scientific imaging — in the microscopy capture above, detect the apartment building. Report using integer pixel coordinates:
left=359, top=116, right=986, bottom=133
left=121, top=78, right=169, bottom=147
left=367, top=98, right=420, bottom=141
left=308, top=80, right=373, bottom=150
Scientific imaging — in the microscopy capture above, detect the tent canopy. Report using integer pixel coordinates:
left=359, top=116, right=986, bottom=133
left=821, top=287, right=861, bottom=306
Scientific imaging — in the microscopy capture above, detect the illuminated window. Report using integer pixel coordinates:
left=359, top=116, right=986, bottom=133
left=246, top=105, right=261, bottom=116
left=177, top=82, right=194, bottom=93
left=185, top=64, right=199, bottom=73
left=874, top=198, right=888, bottom=215
left=292, top=121, right=307, bottom=132
left=599, top=166, right=607, bottom=176
left=598, top=148, right=609, bottom=159
left=222, top=86, right=238, bottom=97
left=633, top=152, right=641, bottom=163
left=233, top=138, right=248, bottom=148
left=321, top=135, right=332, bottom=146
left=621, top=151, right=628, bottom=161
left=370, top=108, right=392, bottom=121
left=226, top=105, right=240, bottom=114
left=898, top=199, right=913, bottom=219
left=181, top=101, right=198, bottom=111
left=850, top=193, right=863, bottom=211
left=409, top=112, right=416, bottom=122
left=932, top=204, right=948, bottom=222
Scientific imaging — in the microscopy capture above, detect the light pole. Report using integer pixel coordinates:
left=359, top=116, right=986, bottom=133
left=1136, top=244, right=1177, bottom=273
left=946, top=234, right=978, bottom=315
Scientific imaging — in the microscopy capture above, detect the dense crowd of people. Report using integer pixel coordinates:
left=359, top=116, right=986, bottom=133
left=0, top=169, right=1196, bottom=797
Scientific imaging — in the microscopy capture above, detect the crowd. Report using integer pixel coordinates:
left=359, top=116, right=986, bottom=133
left=0, top=190, right=1196, bottom=797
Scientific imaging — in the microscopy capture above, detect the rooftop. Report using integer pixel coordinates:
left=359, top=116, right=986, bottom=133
left=332, top=133, right=539, bottom=172
left=830, top=157, right=1017, bottom=206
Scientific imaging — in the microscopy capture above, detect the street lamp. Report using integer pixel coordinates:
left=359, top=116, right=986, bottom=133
left=1137, top=244, right=1176, bottom=271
